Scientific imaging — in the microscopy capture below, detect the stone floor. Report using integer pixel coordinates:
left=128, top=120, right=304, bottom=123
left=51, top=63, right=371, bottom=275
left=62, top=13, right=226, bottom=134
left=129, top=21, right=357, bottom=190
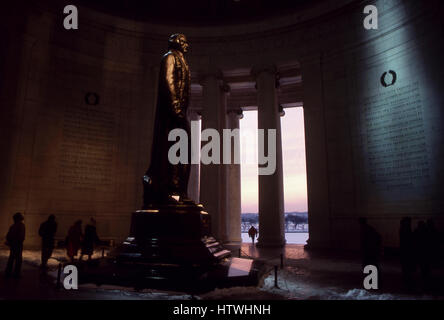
left=0, top=244, right=443, bottom=300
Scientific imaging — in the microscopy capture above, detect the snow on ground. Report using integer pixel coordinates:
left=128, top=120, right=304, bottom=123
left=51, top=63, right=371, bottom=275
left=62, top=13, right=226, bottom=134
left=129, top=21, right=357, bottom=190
left=200, top=269, right=421, bottom=300
left=1, top=247, right=443, bottom=300
left=78, top=284, right=196, bottom=300
left=261, top=268, right=400, bottom=300
left=0, top=248, right=106, bottom=268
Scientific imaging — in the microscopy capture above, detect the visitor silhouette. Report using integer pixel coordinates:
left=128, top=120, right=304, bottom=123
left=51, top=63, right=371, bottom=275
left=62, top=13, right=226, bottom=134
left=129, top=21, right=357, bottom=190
left=248, top=225, right=258, bottom=245
left=399, top=217, right=415, bottom=285
left=4, top=212, right=25, bottom=278
left=66, top=220, right=83, bottom=262
left=38, top=214, right=57, bottom=269
left=414, top=220, right=432, bottom=286
left=359, top=218, right=382, bottom=271
left=426, top=219, right=439, bottom=267
left=80, top=218, right=101, bottom=261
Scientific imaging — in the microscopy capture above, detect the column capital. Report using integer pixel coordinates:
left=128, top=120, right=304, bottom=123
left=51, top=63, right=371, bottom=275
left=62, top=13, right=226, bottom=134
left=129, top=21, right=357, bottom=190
left=251, top=64, right=280, bottom=89
left=251, top=64, right=278, bottom=78
left=221, top=82, right=231, bottom=93
left=198, top=69, right=231, bottom=95
left=279, top=105, right=285, bottom=117
left=227, top=108, right=244, bottom=119
left=198, top=68, right=223, bottom=85
left=299, top=52, right=324, bottom=67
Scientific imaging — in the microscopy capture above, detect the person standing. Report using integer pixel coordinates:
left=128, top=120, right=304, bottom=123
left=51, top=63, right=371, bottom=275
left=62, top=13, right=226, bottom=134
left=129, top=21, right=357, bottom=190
left=80, top=218, right=101, bottom=261
left=5, top=212, right=26, bottom=278
left=359, top=218, right=382, bottom=270
left=399, top=217, right=415, bottom=286
left=66, top=220, right=83, bottom=262
left=414, top=221, right=431, bottom=286
left=248, top=225, right=258, bottom=245
left=38, top=215, right=57, bottom=269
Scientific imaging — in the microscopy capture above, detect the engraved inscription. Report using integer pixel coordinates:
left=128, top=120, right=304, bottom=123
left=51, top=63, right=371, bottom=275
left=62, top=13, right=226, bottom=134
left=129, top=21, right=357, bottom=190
left=59, top=105, right=115, bottom=189
left=359, top=82, right=429, bottom=189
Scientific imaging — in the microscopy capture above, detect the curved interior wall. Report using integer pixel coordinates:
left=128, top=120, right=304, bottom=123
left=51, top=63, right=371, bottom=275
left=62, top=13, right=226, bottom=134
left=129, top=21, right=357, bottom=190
left=0, top=0, right=443, bottom=248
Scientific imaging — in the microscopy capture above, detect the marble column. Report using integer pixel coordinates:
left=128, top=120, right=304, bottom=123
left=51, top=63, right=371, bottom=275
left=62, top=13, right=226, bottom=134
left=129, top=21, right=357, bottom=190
left=187, top=110, right=202, bottom=204
left=300, top=54, right=331, bottom=249
left=199, top=71, right=229, bottom=242
left=252, top=65, right=286, bottom=247
left=225, top=108, right=243, bottom=245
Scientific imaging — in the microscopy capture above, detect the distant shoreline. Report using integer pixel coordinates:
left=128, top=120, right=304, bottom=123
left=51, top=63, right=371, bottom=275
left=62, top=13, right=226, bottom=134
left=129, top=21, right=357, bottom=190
left=241, top=212, right=308, bottom=215
left=241, top=231, right=308, bottom=234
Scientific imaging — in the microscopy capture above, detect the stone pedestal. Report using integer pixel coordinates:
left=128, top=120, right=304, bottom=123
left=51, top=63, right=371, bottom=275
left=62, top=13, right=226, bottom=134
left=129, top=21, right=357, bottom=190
left=77, top=204, right=265, bottom=292
left=113, top=204, right=230, bottom=267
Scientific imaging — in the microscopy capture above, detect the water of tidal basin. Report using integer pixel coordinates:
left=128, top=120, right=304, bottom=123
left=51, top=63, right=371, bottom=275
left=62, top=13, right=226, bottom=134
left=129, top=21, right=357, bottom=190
left=241, top=233, right=308, bottom=245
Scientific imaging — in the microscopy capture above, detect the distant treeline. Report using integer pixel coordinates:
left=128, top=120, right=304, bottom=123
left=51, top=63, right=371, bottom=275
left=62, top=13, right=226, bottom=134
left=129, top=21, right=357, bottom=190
left=241, top=212, right=308, bottom=232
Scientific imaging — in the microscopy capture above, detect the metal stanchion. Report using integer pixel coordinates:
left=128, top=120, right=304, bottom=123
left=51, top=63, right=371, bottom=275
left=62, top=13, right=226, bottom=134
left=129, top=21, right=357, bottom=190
left=56, top=263, right=62, bottom=289
left=274, top=266, right=279, bottom=288
left=280, top=253, right=284, bottom=269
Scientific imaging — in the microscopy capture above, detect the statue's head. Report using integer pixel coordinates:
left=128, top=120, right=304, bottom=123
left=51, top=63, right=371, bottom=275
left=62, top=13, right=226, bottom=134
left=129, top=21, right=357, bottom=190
left=168, top=33, right=189, bottom=53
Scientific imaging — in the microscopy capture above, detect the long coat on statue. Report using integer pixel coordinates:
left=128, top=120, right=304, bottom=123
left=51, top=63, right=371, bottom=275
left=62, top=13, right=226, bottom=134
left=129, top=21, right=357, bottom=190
left=144, top=48, right=191, bottom=206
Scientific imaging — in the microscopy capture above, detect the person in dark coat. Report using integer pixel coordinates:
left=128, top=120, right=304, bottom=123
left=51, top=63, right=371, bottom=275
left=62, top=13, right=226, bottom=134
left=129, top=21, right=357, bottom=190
left=38, top=215, right=57, bottom=269
left=5, top=212, right=26, bottom=278
left=80, top=218, right=100, bottom=261
left=66, top=220, right=83, bottom=262
left=414, top=221, right=431, bottom=285
left=359, top=218, right=382, bottom=270
left=399, top=217, right=415, bottom=284
left=426, top=219, right=438, bottom=267
left=248, top=225, right=258, bottom=245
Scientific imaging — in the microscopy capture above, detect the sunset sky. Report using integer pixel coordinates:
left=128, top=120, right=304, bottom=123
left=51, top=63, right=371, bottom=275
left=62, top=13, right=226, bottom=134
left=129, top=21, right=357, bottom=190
left=239, top=108, right=308, bottom=213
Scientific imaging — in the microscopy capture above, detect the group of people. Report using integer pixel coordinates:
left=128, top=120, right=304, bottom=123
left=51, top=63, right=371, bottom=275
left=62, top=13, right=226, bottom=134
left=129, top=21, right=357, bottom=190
left=65, top=218, right=101, bottom=263
left=360, top=217, right=443, bottom=288
left=4, top=212, right=101, bottom=278
left=4, top=211, right=443, bottom=286
left=399, top=217, right=440, bottom=286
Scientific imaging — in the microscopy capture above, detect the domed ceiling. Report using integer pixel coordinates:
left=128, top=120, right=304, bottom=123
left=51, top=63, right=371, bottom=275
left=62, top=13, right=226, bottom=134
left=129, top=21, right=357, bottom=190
left=77, top=0, right=319, bottom=25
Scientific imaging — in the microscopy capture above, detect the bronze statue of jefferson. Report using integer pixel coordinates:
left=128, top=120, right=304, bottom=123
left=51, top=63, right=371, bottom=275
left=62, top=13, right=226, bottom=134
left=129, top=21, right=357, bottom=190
left=143, top=34, right=193, bottom=207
